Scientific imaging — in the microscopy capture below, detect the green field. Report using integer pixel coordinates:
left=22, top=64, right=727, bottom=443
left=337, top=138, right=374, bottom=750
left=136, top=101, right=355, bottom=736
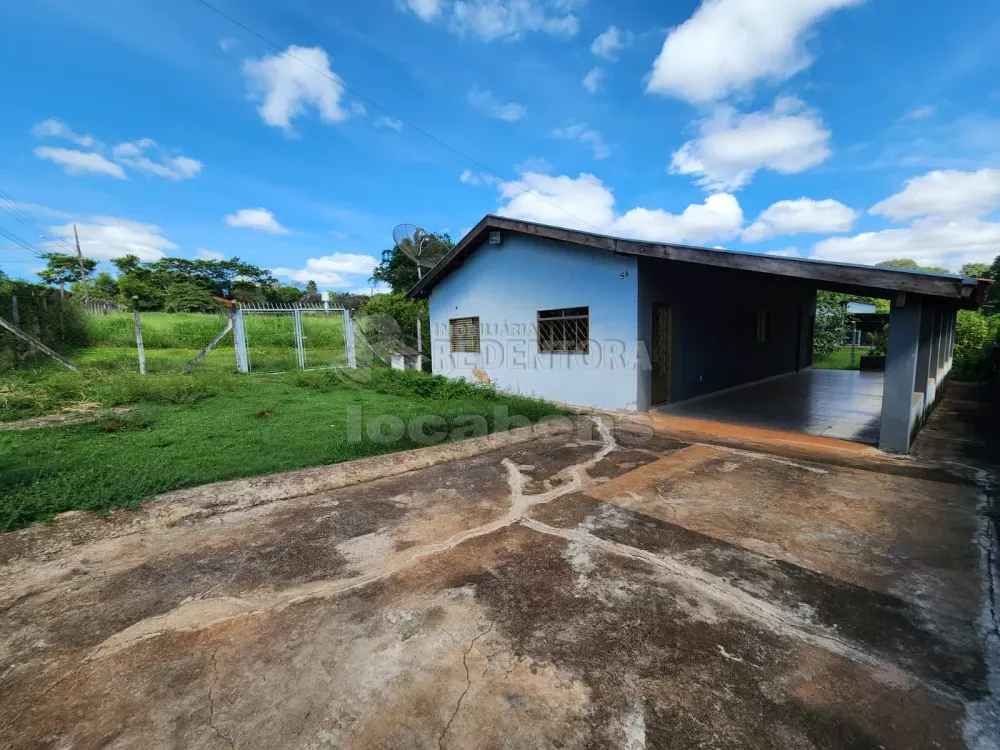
left=814, top=346, right=871, bottom=370
left=0, top=312, right=566, bottom=532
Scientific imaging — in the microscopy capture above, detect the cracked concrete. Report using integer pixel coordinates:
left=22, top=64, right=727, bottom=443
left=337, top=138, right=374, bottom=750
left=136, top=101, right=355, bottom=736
left=1, top=398, right=998, bottom=749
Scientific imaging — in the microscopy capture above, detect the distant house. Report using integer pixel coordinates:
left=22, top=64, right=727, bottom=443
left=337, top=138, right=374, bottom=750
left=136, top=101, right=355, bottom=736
left=408, top=215, right=988, bottom=453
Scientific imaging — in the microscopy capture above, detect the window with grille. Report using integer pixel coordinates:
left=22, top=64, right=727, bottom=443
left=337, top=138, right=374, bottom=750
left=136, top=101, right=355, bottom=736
left=449, top=316, right=480, bottom=353
left=755, top=309, right=769, bottom=343
left=537, top=307, right=590, bottom=354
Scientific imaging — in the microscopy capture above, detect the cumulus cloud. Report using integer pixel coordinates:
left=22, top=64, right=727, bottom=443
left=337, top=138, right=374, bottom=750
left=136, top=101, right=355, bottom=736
left=196, top=248, right=225, bottom=261
left=31, top=119, right=96, bottom=148
left=591, top=25, right=626, bottom=59
left=670, top=97, right=831, bottom=191
left=404, top=0, right=443, bottom=21
left=582, top=67, right=603, bottom=94
left=551, top=123, right=612, bottom=159
left=33, top=147, right=126, bottom=179
left=403, top=0, right=581, bottom=41
left=810, top=217, right=1000, bottom=272
left=374, top=116, right=404, bottom=131
left=48, top=217, right=177, bottom=261
left=467, top=87, right=527, bottom=121
left=32, top=118, right=201, bottom=181
left=225, top=208, right=289, bottom=234
left=112, top=139, right=203, bottom=181
left=647, top=0, right=864, bottom=104
left=496, top=171, right=744, bottom=245
left=272, top=253, right=378, bottom=287
left=460, top=169, right=498, bottom=186
left=869, top=169, right=1000, bottom=221
left=243, top=46, right=350, bottom=134
left=743, top=198, right=857, bottom=241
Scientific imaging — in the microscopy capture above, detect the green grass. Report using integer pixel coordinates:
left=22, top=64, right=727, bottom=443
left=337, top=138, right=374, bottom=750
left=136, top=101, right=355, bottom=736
left=814, top=346, right=872, bottom=370
left=0, top=368, right=568, bottom=531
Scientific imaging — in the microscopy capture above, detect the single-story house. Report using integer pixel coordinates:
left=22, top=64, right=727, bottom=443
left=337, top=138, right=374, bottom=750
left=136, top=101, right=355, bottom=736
left=407, top=215, right=990, bottom=453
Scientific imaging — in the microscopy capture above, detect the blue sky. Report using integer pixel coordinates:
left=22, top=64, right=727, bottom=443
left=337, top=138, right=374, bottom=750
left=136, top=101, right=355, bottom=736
left=1, top=0, right=999, bottom=290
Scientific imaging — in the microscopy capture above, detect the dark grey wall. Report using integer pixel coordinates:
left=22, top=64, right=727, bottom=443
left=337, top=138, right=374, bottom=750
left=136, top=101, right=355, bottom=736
left=637, top=257, right=817, bottom=409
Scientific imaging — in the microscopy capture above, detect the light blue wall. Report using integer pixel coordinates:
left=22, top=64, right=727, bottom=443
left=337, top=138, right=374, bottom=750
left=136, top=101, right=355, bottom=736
left=429, top=233, right=641, bottom=411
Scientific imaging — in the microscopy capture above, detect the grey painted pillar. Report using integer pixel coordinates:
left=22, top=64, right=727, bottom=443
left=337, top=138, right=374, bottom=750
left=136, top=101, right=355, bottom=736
left=913, top=302, right=934, bottom=400
left=947, top=310, right=956, bottom=364
left=879, top=297, right=922, bottom=453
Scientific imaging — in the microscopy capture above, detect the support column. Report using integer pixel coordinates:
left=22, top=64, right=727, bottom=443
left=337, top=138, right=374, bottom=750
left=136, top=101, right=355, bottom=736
left=913, top=303, right=934, bottom=423
left=879, top=297, right=922, bottom=453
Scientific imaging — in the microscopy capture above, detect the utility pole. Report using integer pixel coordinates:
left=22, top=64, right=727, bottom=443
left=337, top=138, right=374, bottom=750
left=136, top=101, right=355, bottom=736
left=73, top=224, right=90, bottom=302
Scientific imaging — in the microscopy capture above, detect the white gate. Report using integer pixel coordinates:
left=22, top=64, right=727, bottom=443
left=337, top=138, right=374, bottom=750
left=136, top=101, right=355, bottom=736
left=234, top=303, right=356, bottom=374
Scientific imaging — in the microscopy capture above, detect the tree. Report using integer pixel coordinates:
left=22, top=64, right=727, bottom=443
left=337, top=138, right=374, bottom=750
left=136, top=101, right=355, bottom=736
left=163, top=281, right=218, bottom=313
left=960, top=262, right=991, bottom=279
left=88, top=272, right=121, bottom=301
left=813, top=294, right=849, bottom=362
left=301, top=280, right=321, bottom=304
left=275, top=285, right=304, bottom=304
left=875, top=258, right=951, bottom=274
left=38, top=252, right=96, bottom=289
left=371, top=232, right=454, bottom=293
left=360, top=292, right=429, bottom=355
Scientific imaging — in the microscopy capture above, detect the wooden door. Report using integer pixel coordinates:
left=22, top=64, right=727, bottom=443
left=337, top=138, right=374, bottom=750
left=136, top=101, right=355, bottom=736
left=651, top=304, right=672, bottom=405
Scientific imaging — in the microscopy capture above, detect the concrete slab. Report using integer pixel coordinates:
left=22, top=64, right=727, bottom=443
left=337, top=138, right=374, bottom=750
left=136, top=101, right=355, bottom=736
left=0, top=412, right=994, bottom=749
left=659, top=369, right=884, bottom=444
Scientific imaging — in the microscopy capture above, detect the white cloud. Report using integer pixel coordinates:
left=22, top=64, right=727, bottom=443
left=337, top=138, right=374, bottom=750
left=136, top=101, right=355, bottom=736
left=582, top=67, right=603, bottom=94
left=196, top=248, right=225, bottom=261
left=766, top=248, right=802, bottom=257
left=219, top=38, right=237, bottom=53
left=906, top=105, right=937, bottom=120
left=374, top=116, right=404, bottom=131
left=225, top=208, right=289, bottom=234
left=404, top=0, right=443, bottom=21
left=551, top=123, right=611, bottom=159
left=33, top=147, right=126, bottom=179
left=112, top=139, right=202, bottom=181
left=869, top=169, right=1000, bottom=221
left=273, top=253, right=377, bottom=287
left=810, top=217, right=1000, bottom=272
left=496, top=171, right=743, bottom=245
left=647, top=0, right=864, bottom=104
left=743, top=198, right=857, bottom=241
left=350, top=101, right=368, bottom=117
left=467, top=87, right=526, bottom=122
left=447, top=0, right=580, bottom=41
left=460, top=169, right=498, bottom=186
left=670, top=97, right=831, bottom=191
left=591, top=25, right=625, bottom=59
left=31, top=118, right=96, bottom=148
left=48, top=217, right=177, bottom=261
left=243, top=46, right=349, bottom=134
left=351, top=282, right=393, bottom=296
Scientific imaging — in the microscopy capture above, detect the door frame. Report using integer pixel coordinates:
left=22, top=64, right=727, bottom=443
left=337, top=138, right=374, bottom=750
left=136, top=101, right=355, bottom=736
left=651, top=303, right=672, bottom=406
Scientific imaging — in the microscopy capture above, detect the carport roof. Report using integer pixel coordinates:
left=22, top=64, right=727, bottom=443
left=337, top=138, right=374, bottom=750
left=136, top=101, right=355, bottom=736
left=406, top=214, right=991, bottom=306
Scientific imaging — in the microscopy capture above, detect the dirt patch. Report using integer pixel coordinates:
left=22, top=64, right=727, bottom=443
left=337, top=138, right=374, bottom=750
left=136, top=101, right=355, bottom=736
left=0, top=406, right=133, bottom=431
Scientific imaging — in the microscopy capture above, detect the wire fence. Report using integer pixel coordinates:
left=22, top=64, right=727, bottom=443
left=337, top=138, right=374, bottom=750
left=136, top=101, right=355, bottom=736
left=0, top=289, right=88, bottom=372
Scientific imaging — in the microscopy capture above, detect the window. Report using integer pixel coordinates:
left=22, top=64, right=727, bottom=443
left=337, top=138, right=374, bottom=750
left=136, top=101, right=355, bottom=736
left=538, top=307, right=589, bottom=354
left=755, top=309, right=770, bottom=343
left=449, top=316, right=480, bottom=353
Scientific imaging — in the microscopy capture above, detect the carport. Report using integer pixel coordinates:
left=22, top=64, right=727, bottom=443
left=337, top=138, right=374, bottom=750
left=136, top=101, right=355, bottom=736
left=661, top=369, right=884, bottom=444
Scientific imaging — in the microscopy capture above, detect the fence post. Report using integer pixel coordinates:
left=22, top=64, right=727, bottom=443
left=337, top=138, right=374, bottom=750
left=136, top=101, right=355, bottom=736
left=132, top=297, right=147, bottom=375
left=234, top=306, right=249, bottom=373
left=344, top=308, right=357, bottom=368
left=293, top=308, right=306, bottom=369
left=11, top=294, right=22, bottom=360
left=416, top=312, right=423, bottom=371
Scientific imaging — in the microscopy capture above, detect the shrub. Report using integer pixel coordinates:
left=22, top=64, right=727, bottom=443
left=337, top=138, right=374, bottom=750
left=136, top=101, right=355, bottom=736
left=953, top=310, right=996, bottom=381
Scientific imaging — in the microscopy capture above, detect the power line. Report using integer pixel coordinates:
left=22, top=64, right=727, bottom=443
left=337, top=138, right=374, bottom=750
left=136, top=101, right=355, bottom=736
left=0, top=223, right=42, bottom=256
left=0, top=191, right=76, bottom=255
left=190, top=0, right=605, bottom=234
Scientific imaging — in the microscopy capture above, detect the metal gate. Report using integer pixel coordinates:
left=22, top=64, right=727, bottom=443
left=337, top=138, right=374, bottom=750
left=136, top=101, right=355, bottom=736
left=234, top=303, right=356, bottom=374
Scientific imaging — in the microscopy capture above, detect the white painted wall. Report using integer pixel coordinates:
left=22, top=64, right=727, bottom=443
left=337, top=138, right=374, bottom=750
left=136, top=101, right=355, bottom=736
left=429, top=233, right=641, bottom=411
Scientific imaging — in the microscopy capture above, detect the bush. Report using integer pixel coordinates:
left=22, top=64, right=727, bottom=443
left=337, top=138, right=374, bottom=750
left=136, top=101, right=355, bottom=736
left=953, top=310, right=996, bottom=381
left=813, top=296, right=849, bottom=362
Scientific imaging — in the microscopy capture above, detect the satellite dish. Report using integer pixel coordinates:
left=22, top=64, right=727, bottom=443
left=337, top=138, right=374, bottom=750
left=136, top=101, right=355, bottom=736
left=392, top=223, right=445, bottom=279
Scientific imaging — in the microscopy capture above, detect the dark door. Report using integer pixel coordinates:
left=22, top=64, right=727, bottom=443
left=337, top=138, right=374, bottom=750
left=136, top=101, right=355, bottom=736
left=651, top=304, right=672, bottom=406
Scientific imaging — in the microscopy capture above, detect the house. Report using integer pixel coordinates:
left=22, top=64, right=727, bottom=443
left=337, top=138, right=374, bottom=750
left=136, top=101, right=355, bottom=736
left=407, top=215, right=990, bottom=453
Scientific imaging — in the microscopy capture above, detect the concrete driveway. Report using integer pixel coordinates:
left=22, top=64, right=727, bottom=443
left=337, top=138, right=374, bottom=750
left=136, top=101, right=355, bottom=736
left=0, top=406, right=997, bottom=749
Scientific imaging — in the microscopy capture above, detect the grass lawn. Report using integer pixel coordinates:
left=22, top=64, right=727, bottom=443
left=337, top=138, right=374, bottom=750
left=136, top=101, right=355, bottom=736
left=0, top=364, right=567, bottom=532
left=814, top=346, right=871, bottom=370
